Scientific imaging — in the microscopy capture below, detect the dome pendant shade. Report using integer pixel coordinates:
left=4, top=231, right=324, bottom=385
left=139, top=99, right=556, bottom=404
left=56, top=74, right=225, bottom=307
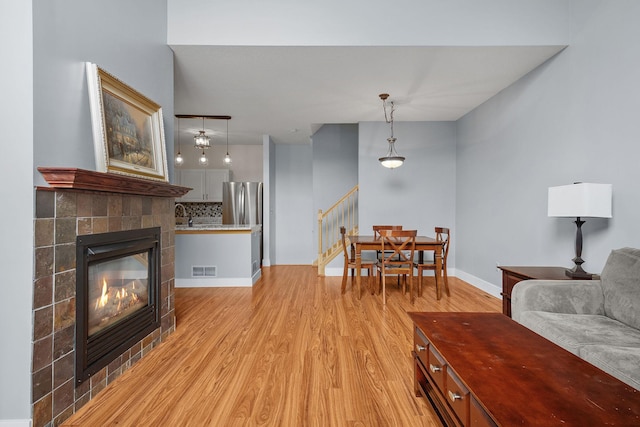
left=379, top=137, right=405, bottom=168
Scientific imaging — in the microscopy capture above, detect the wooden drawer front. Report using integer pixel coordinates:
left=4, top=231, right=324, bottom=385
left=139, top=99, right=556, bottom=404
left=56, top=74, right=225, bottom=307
left=414, top=328, right=429, bottom=369
left=470, top=396, right=496, bottom=427
left=427, top=345, right=446, bottom=392
left=446, top=368, right=469, bottom=425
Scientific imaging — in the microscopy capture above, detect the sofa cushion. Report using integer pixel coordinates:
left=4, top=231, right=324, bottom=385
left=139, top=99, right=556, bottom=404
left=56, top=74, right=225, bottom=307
left=518, top=311, right=640, bottom=355
left=600, top=247, right=640, bottom=330
left=579, top=345, right=640, bottom=391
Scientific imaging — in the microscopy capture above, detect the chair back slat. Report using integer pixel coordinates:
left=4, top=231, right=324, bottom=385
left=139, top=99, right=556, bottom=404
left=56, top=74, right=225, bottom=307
left=435, top=227, right=450, bottom=260
left=379, top=229, right=417, bottom=271
left=373, top=225, right=402, bottom=238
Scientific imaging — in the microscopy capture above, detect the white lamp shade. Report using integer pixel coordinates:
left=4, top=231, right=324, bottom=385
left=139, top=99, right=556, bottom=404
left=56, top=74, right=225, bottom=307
left=548, top=183, right=612, bottom=218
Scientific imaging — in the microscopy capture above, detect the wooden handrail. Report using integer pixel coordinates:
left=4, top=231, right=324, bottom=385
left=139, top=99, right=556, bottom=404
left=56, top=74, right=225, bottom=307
left=316, top=185, right=359, bottom=275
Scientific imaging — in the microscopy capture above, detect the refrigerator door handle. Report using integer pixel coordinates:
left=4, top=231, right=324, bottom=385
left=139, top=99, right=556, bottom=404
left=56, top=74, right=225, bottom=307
left=239, top=183, right=246, bottom=224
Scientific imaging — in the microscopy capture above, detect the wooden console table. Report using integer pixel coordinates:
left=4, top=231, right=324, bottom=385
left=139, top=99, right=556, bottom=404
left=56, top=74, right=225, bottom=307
left=498, top=266, right=596, bottom=317
left=409, top=312, right=640, bottom=426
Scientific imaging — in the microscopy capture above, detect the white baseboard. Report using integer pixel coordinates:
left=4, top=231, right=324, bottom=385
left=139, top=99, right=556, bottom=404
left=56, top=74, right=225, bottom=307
left=175, top=270, right=261, bottom=288
left=453, top=269, right=502, bottom=299
left=324, top=267, right=502, bottom=300
left=0, top=420, right=31, bottom=427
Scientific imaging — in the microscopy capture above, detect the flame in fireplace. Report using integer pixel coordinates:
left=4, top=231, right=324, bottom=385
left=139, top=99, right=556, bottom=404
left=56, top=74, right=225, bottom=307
left=95, top=278, right=109, bottom=310
left=95, top=278, right=141, bottom=311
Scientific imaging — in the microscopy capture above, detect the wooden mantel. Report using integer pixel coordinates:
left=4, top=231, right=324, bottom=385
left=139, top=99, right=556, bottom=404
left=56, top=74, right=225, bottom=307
left=38, top=167, right=191, bottom=198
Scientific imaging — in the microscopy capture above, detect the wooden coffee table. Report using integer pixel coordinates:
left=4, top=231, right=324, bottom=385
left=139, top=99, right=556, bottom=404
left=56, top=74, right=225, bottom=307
left=409, top=312, right=640, bottom=426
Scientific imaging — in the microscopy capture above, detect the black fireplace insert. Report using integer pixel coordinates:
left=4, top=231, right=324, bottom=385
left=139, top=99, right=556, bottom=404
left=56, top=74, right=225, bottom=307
left=75, top=227, right=161, bottom=384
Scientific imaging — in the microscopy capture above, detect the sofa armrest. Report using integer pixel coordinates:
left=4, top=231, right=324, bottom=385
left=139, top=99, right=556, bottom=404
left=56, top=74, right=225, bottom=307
left=511, top=279, right=605, bottom=323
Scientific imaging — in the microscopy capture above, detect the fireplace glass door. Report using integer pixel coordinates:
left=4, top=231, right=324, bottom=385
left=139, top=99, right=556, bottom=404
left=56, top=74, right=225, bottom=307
left=88, top=252, right=150, bottom=336
left=76, top=227, right=161, bottom=384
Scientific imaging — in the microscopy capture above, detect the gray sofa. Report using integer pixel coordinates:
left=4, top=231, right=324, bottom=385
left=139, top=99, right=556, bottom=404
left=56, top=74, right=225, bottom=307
left=511, top=247, right=640, bottom=390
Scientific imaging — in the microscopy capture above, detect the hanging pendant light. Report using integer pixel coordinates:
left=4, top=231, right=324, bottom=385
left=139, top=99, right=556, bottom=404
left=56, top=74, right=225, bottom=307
left=378, top=93, right=405, bottom=169
left=223, top=118, right=232, bottom=164
left=194, top=116, right=211, bottom=149
left=175, top=116, right=184, bottom=166
left=198, top=149, right=209, bottom=166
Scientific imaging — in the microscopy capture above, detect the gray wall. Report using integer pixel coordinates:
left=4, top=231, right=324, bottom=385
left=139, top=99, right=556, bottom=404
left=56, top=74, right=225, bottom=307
left=0, top=2, right=34, bottom=421
left=275, top=144, right=314, bottom=264
left=455, top=0, right=640, bottom=291
left=168, top=0, right=569, bottom=46
left=313, top=124, right=359, bottom=213
left=358, top=121, right=457, bottom=265
left=312, top=124, right=359, bottom=269
left=33, top=0, right=175, bottom=186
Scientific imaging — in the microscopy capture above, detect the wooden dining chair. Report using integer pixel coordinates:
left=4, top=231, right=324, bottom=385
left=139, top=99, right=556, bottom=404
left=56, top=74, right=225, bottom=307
left=373, top=225, right=403, bottom=286
left=377, top=229, right=417, bottom=304
left=340, top=226, right=376, bottom=295
left=415, top=227, right=451, bottom=299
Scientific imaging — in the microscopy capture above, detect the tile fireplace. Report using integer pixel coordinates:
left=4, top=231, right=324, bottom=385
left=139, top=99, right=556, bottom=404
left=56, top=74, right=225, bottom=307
left=33, top=168, right=189, bottom=427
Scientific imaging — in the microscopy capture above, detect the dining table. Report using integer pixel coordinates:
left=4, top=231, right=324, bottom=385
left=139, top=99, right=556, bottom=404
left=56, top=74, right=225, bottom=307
left=347, top=234, right=447, bottom=301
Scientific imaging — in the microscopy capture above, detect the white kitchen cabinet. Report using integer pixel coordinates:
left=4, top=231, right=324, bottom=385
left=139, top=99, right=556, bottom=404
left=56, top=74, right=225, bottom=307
left=176, top=169, right=231, bottom=202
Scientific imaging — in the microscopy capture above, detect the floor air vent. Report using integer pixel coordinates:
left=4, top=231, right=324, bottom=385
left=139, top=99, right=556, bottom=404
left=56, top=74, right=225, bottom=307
left=192, top=266, right=217, bottom=277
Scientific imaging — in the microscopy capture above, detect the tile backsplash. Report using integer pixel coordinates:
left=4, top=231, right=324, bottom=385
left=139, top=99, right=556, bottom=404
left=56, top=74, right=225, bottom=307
left=174, top=202, right=222, bottom=223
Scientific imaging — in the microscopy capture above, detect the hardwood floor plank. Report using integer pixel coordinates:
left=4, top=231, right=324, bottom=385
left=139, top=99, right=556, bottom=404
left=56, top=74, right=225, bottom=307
left=63, top=265, right=500, bottom=426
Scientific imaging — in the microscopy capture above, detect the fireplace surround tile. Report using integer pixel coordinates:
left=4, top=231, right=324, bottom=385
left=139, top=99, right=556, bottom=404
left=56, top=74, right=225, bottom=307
left=77, top=217, right=92, bottom=235
left=35, top=218, right=54, bottom=247
left=76, top=193, right=93, bottom=217
left=32, top=394, right=52, bottom=427
left=53, top=326, right=73, bottom=359
left=55, top=218, right=77, bottom=245
left=54, top=243, right=75, bottom=273
left=33, top=276, right=53, bottom=310
left=34, top=246, right=53, bottom=280
left=55, top=192, right=77, bottom=218
left=108, top=194, right=123, bottom=217
left=32, top=335, right=52, bottom=372
left=92, top=194, right=108, bottom=217
left=53, top=353, right=74, bottom=389
left=52, top=379, right=74, bottom=417
left=33, top=305, right=53, bottom=341
left=32, top=365, right=52, bottom=402
left=35, top=190, right=55, bottom=219
left=92, top=217, right=109, bottom=233
left=53, top=298, right=75, bottom=332
left=54, top=270, right=75, bottom=302
left=108, top=216, right=123, bottom=231
left=32, top=187, right=177, bottom=427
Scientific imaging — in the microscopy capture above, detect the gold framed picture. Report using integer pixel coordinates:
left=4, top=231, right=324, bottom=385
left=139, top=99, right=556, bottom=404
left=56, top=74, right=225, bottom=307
left=86, top=62, right=168, bottom=181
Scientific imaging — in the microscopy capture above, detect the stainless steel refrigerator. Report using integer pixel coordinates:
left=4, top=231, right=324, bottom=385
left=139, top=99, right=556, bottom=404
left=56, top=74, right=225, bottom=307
left=222, top=182, right=263, bottom=225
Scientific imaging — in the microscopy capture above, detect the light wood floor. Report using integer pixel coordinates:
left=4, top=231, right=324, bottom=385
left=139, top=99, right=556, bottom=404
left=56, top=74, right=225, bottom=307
left=63, top=266, right=501, bottom=426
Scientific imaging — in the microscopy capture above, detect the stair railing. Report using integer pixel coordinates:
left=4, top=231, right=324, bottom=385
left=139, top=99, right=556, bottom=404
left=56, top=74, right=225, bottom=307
left=316, top=185, right=359, bottom=275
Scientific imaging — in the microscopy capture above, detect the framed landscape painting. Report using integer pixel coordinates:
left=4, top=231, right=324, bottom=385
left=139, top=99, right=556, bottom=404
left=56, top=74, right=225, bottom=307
left=86, top=62, right=168, bottom=181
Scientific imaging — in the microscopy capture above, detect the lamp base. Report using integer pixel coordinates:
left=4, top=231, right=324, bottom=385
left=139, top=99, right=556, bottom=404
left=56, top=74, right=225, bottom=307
left=565, top=266, right=593, bottom=279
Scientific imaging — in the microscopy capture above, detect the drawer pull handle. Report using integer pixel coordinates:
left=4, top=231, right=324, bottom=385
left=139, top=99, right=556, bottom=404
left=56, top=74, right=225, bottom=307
left=429, top=364, right=441, bottom=373
left=448, top=390, right=462, bottom=402
left=415, top=344, right=426, bottom=352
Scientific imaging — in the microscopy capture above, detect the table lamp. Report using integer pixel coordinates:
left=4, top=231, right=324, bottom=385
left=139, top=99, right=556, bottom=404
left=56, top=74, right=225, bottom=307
left=548, top=183, right=612, bottom=278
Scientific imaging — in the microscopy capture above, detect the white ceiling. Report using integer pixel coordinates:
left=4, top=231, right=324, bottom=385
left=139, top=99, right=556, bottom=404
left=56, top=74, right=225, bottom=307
left=171, top=45, right=565, bottom=146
